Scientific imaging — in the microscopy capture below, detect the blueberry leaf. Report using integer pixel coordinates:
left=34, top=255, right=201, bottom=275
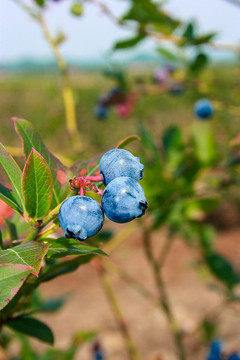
left=0, top=143, right=24, bottom=211
left=0, top=240, right=49, bottom=276
left=13, top=118, right=71, bottom=209
left=0, top=184, right=23, bottom=215
left=22, top=149, right=53, bottom=219
left=116, top=135, right=141, bottom=149
left=0, top=264, right=32, bottom=311
left=6, top=316, right=54, bottom=344
left=45, top=237, right=107, bottom=259
left=113, top=34, right=145, bottom=50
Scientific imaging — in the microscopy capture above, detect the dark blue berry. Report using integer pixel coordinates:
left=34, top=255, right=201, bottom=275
left=194, top=99, right=214, bottom=120
left=59, top=196, right=104, bottom=241
left=100, top=149, right=144, bottom=185
left=207, top=340, right=222, bottom=360
left=101, top=177, right=148, bottom=223
left=95, top=105, right=108, bottom=119
left=228, top=354, right=240, bottom=360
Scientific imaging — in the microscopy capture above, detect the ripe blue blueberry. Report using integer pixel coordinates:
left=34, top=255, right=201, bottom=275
left=228, top=355, right=240, bottom=360
left=59, top=196, right=104, bottom=241
left=194, top=99, right=214, bottom=120
left=100, top=149, right=144, bottom=185
left=101, top=177, right=148, bottom=223
left=207, top=340, right=222, bottom=360
left=95, top=104, right=108, bottom=119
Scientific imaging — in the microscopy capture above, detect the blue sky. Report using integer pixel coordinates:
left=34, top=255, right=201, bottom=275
left=1, top=0, right=239, bottom=62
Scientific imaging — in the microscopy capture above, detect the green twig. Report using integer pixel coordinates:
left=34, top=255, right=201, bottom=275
left=142, top=227, right=186, bottom=360
left=12, top=0, right=82, bottom=152
left=95, top=261, right=140, bottom=360
left=102, top=258, right=155, bottom=303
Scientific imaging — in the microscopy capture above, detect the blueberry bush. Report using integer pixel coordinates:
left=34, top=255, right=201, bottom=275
left=1, top=0, right=240, bottom=359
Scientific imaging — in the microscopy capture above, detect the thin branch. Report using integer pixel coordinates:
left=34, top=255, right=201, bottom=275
left=102, top=258, right=156, bottom=303
left=142, top=227, right=186, bottom=360
left=94, top=261, right=141, bottom=360
left=87, top=0, right=240, bottom=53
left=12, top=0, right=82, bottom=152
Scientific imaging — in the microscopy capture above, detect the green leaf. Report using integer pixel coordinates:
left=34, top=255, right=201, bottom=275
left=0, top=184, right=23, bottom=215
left=122, top=0, right=180, bottom=34
left=34, top=296, right=68, bottom=313
left=22, top=149, right=53, bottom=220
left=70, top=3, right=83, bottom=16
left=193, top=33, right=216, bottom=45
left=46, top=237, right=107, bottom=259
left=116, top=135, right=141, bottom=149
left=189, top=53, right=208, bottom=73
left=13, top=118, right=71, bottom=209
left=72, top=330, right=97, bottom=345
left=201, top=318, right=217, bottom=342
left=205, top=253, right=239, bottom=289
left=191, top=123, right=217, bottom=165
left=182, top=22, right=195, bottom=40
left=0, top=264, right=32, bottom=310
left=162, top=126, right=185, bottom=172
left=38, top=255, right=94, bottom=283
left=0, top=231, right=3, bottom=250
left=16, top=334, right=36, bottom=360
left=34, top=0, right=45, bottom=7
left=0, top=143, right=24, bottom=210
left=4, top=219, right=18, bottom=242
left=0, top=240, right=49, bottom=276
left=184, top=197, right=219, bottom=220
left=137, top=122, right=158, bottom=154
left=114, top=34, right=145, bottom=50
left=162, top=126, right=184, bottom=155
left=157, top=47, right=178, bottom=61
left=6, top=316, right=54, bottom=344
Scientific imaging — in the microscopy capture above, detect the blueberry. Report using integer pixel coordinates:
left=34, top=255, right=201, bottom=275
left=101, top=177, right=148, bottom=223
left=207, top=340, right=222, bottom=360
left=194, top=99, right=214, bottom=120
left=95, top=104, right=108, bottom=119
left=100, top=149, right=144, bottom=185
left=228, top=354, right=240, bottom=360
left=59, top=196, right=104, bottom=241
left=168, top=82, right=184, bottom=95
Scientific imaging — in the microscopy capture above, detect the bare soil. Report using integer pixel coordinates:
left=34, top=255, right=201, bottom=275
left=37, top=224, right=240, bottom=360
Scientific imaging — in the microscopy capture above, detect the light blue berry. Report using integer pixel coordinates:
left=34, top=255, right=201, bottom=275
left=59, top=196, right=104, bottom=241
left=194, top=99, right=214, bottom=120
left=101, top=177, right=148, bottom=223
left=100, top=149, right=144, bottom=185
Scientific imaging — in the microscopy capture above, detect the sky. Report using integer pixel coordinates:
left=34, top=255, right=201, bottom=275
left=1, top=0, right=239, bottom=63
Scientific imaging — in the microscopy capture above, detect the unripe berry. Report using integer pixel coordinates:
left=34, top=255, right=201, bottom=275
left=100, top=149, right=144, bottom=185
left=101, top=177, right=148, bottom=223
left=59, top=196, right=104, bottom=241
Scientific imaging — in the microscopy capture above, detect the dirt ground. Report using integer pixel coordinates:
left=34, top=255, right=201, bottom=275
left=34, top=223, right=240, bottom=360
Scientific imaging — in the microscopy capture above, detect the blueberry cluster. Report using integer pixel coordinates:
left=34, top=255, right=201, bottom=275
left=95, top=87, right=125, bottom=119
left=95, top=87, right=135, bottom=119
left=59, top=149, right=148, bottom=241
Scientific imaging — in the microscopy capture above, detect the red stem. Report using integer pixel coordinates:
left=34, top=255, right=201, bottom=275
left=80, top=187, right=85, bottom=196
left=85, top=174, right=104, bottom=182
left=97, top=189, right=104, bottom=196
